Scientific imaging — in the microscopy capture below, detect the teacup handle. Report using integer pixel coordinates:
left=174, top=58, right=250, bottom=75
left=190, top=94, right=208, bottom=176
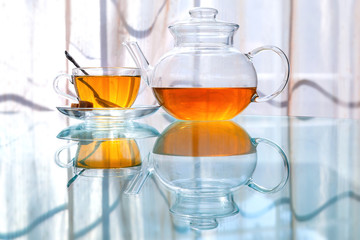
left=246, top=46, right=290, bottom=103
left=54, top=143, right=78, bottom=168
left=53, top=73, right=78, bottom=101
left=246, top=138, right=289, bottom=193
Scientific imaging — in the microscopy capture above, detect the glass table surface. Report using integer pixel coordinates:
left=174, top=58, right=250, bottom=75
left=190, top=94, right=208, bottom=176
left=1, top=111, right=359, bottom=239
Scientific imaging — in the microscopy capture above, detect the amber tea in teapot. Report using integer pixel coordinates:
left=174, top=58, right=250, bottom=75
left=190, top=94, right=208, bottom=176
left=153, top=87, right=256, bottom=120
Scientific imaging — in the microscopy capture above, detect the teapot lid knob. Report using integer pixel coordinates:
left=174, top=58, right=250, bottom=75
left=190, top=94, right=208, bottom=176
left=169, top=7, right=239, bottom=44
left=189, top=7, right=218, bottom=19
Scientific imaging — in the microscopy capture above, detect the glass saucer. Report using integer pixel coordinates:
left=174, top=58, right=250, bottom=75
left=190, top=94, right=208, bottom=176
left=66, top=167, right=143, bottom=188
left=56, top=105, right=160, bottom=121
left=57, top=122, right=160, bottom=141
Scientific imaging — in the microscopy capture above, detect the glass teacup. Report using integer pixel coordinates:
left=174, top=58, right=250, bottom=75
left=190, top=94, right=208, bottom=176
left=54, top=67, right=141, bottom=108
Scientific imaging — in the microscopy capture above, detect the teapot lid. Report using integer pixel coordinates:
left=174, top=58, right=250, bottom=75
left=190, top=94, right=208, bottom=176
left=169, top=8, right=239, bottom=37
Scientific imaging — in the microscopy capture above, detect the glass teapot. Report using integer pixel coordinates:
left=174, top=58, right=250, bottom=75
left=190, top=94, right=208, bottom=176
left=123, top=7, right=289, bottom=121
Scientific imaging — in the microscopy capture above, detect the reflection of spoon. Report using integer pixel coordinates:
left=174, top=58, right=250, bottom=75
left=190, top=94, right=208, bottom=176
left=65, top=51, right=121, bottom=108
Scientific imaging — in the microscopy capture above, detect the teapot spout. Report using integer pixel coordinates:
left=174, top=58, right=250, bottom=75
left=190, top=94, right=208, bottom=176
left=123, top=41, right=152, bottom=85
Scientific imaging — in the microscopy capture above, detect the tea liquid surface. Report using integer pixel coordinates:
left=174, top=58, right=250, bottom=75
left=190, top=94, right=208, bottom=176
left=153, top=87, right=256, bottom=120
left=74, top=75, right=141, bottom=108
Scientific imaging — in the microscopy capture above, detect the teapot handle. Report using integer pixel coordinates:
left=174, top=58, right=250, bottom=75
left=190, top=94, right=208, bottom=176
left=246, top=138, right=289, bottom=193
left=246, top=46, right=290, bottom=103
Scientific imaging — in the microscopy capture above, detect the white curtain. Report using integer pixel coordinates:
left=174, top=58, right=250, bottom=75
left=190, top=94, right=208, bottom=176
left=1, top=0, right=360, bottom=118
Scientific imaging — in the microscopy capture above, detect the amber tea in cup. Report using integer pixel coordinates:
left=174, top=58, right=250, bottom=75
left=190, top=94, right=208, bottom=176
left=54, top=67, right=141, bottom=108
left=74, top=75, right=140, bottom=108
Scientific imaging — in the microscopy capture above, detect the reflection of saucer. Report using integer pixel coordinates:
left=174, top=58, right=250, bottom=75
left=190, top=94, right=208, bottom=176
left=72, top=166, right=142, bottom=178
left=56, top=105, right=160, bottom=121
left=57, top=122, right=160, bottom=141
left=66, top=166, right=142, bottom=188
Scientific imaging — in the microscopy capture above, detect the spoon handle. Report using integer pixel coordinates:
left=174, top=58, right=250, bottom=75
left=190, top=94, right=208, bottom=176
left=65, top=51, right=89, bottom=75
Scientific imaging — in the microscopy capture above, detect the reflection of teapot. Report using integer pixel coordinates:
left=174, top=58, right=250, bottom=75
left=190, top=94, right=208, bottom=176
left=124, top=7, right=289, bottom=121
left=126, top=121, right=289, bottom=229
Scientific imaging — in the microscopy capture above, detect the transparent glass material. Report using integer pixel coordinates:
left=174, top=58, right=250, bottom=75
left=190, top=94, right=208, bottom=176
left=55, top=127, right=158, bottom=177
left=123, top=7, right=289, bottom=120
left=55, top=140, right=143, bottom=177
left=53, top=67, right=142, bottom=105
left=150, top=121, right=289, bottom=194
left=54, top=67, right=159, bottom=122
left=125, top=121, right=289, bottom=230
left=55, top=121, right=159, bottom=178
left=56, top=122, right=159, bottom=141
left=56, top=105, right=159, bottom=122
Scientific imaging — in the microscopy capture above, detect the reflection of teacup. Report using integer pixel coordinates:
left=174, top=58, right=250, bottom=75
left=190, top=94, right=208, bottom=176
left=55, top=139, right=141, bottom=170
left=125, top=121, right=289, bottom=229
left=54, top=67, right=141, bottom=108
